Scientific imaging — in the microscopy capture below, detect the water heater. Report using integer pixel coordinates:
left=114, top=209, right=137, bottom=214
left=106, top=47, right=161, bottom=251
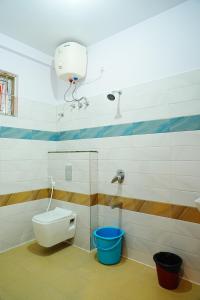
left=54, top=42, right=87, bottom=81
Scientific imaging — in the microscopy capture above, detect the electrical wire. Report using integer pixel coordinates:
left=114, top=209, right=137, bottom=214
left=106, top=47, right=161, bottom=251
left=81, top=68, right=104, bottom=86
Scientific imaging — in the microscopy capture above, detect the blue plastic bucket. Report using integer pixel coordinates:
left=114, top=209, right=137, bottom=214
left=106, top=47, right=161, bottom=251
left=93, top=227, right=125, bottom=265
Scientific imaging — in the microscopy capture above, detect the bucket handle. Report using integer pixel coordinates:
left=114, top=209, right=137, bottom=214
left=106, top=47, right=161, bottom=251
left=93, top=235, right=122, bottom=251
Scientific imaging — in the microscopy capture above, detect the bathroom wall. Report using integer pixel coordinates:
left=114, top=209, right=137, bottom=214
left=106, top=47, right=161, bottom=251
left=0, top=35, right=57, bottom=251
left=0, top=34, right=57, bottom=195
left=55, top=0, right=200, bottom=283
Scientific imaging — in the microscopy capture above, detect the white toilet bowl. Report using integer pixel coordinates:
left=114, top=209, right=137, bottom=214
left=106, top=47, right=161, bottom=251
left=32, top=207, right=76, bottom=247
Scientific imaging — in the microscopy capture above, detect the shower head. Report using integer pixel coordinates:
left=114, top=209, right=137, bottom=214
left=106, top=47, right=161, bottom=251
left=107, top=93, right=116, bottom=101
left=107, top=90, right=122, bottom=101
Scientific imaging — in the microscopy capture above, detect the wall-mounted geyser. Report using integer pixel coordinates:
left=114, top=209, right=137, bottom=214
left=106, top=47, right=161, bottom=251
left=54, top=42, right=88, bottom=115
left=107, top=90, right=122, bottom=119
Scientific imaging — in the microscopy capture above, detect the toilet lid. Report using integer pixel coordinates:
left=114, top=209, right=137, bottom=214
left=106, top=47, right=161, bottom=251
left=33, top=207, right=73, bottom=224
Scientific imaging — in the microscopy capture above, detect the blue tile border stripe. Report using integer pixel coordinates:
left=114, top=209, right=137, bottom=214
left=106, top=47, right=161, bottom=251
left=0, top=114, right=200, bottom=141
left=0, top=126, right=59, bottom=141
left=59, top=114, right=200, bottom=141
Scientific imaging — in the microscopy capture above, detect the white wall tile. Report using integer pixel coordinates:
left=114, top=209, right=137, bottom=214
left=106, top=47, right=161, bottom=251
left=171, top=146, right=200, bottom=161
left=170, top=131, right=200, bottom=146
left=171, top=161, right=200, bottom=177
left=171, top=175, right=200, bottom=193
left=167, top=83, right=200, bottom=104
left=170, top=233, right=200, bottom=255
left=0, top=199, right=49, bottom=253
left=169, top=189, right=200, bottom=207
left=169, top=99, right=200, bottom=117
left=172, top=219, right=200, bottom=240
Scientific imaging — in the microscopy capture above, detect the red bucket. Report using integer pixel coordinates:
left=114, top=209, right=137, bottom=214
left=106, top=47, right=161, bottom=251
left=153, top=252, right=182, bottom=290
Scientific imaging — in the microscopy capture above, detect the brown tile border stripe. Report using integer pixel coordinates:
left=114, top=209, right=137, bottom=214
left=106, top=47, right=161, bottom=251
left=98, top=194, right=200, bottom=225
left=0, top=189, right=49, bottom=206
left=0, top=188, right=97, bottom=207
left=53, top=189, right=98, bottom=206
left=0, top=188, right=199, bottom=225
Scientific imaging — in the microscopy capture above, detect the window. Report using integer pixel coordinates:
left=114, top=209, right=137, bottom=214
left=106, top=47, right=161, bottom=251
left=0, top=70, right=17, bottom=116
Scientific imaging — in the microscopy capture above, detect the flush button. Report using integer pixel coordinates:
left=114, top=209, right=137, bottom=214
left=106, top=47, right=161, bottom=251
left=65, top=164, right=72, bottom=181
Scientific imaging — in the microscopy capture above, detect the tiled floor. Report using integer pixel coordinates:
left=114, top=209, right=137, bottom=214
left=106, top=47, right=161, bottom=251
left=0, top=242, right=200, bottom=300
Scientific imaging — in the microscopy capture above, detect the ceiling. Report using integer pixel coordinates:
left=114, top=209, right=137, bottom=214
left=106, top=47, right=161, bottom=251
left=0, top=0, right=186, bottom=55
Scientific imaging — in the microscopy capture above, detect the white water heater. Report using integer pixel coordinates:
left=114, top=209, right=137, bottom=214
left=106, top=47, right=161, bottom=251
left=54, top=42, right=87, bottom=81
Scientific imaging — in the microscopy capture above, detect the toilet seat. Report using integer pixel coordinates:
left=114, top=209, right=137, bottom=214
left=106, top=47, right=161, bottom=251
left=32, top=207, right=73, bottom=224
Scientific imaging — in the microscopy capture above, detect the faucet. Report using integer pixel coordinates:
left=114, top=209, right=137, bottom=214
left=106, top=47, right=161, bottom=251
left=110, top=199, right=122, bottom=209
left=111, top=170, right=125, bottom=184
left=106, top=195, right=122, bottom=209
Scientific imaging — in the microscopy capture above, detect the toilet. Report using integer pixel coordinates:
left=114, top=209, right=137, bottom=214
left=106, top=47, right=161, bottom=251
left=32, top=207, right=77, bottom=247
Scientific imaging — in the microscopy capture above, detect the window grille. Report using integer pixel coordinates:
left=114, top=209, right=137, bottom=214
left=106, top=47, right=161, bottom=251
left=0, top=70, right=17, bottom=116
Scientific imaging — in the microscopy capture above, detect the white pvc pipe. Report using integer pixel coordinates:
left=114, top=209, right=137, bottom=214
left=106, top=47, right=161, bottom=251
left=46, top=176, right=55, bottom=212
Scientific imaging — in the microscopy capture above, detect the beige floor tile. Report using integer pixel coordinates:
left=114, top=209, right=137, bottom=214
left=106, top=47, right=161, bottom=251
left=50, top=269, right=87, bottom=294
left=0, top=260, right=28, bottom=287
left=2, top=280, right=67, bottom=300
left=0, top=242, right=199, bottom=300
